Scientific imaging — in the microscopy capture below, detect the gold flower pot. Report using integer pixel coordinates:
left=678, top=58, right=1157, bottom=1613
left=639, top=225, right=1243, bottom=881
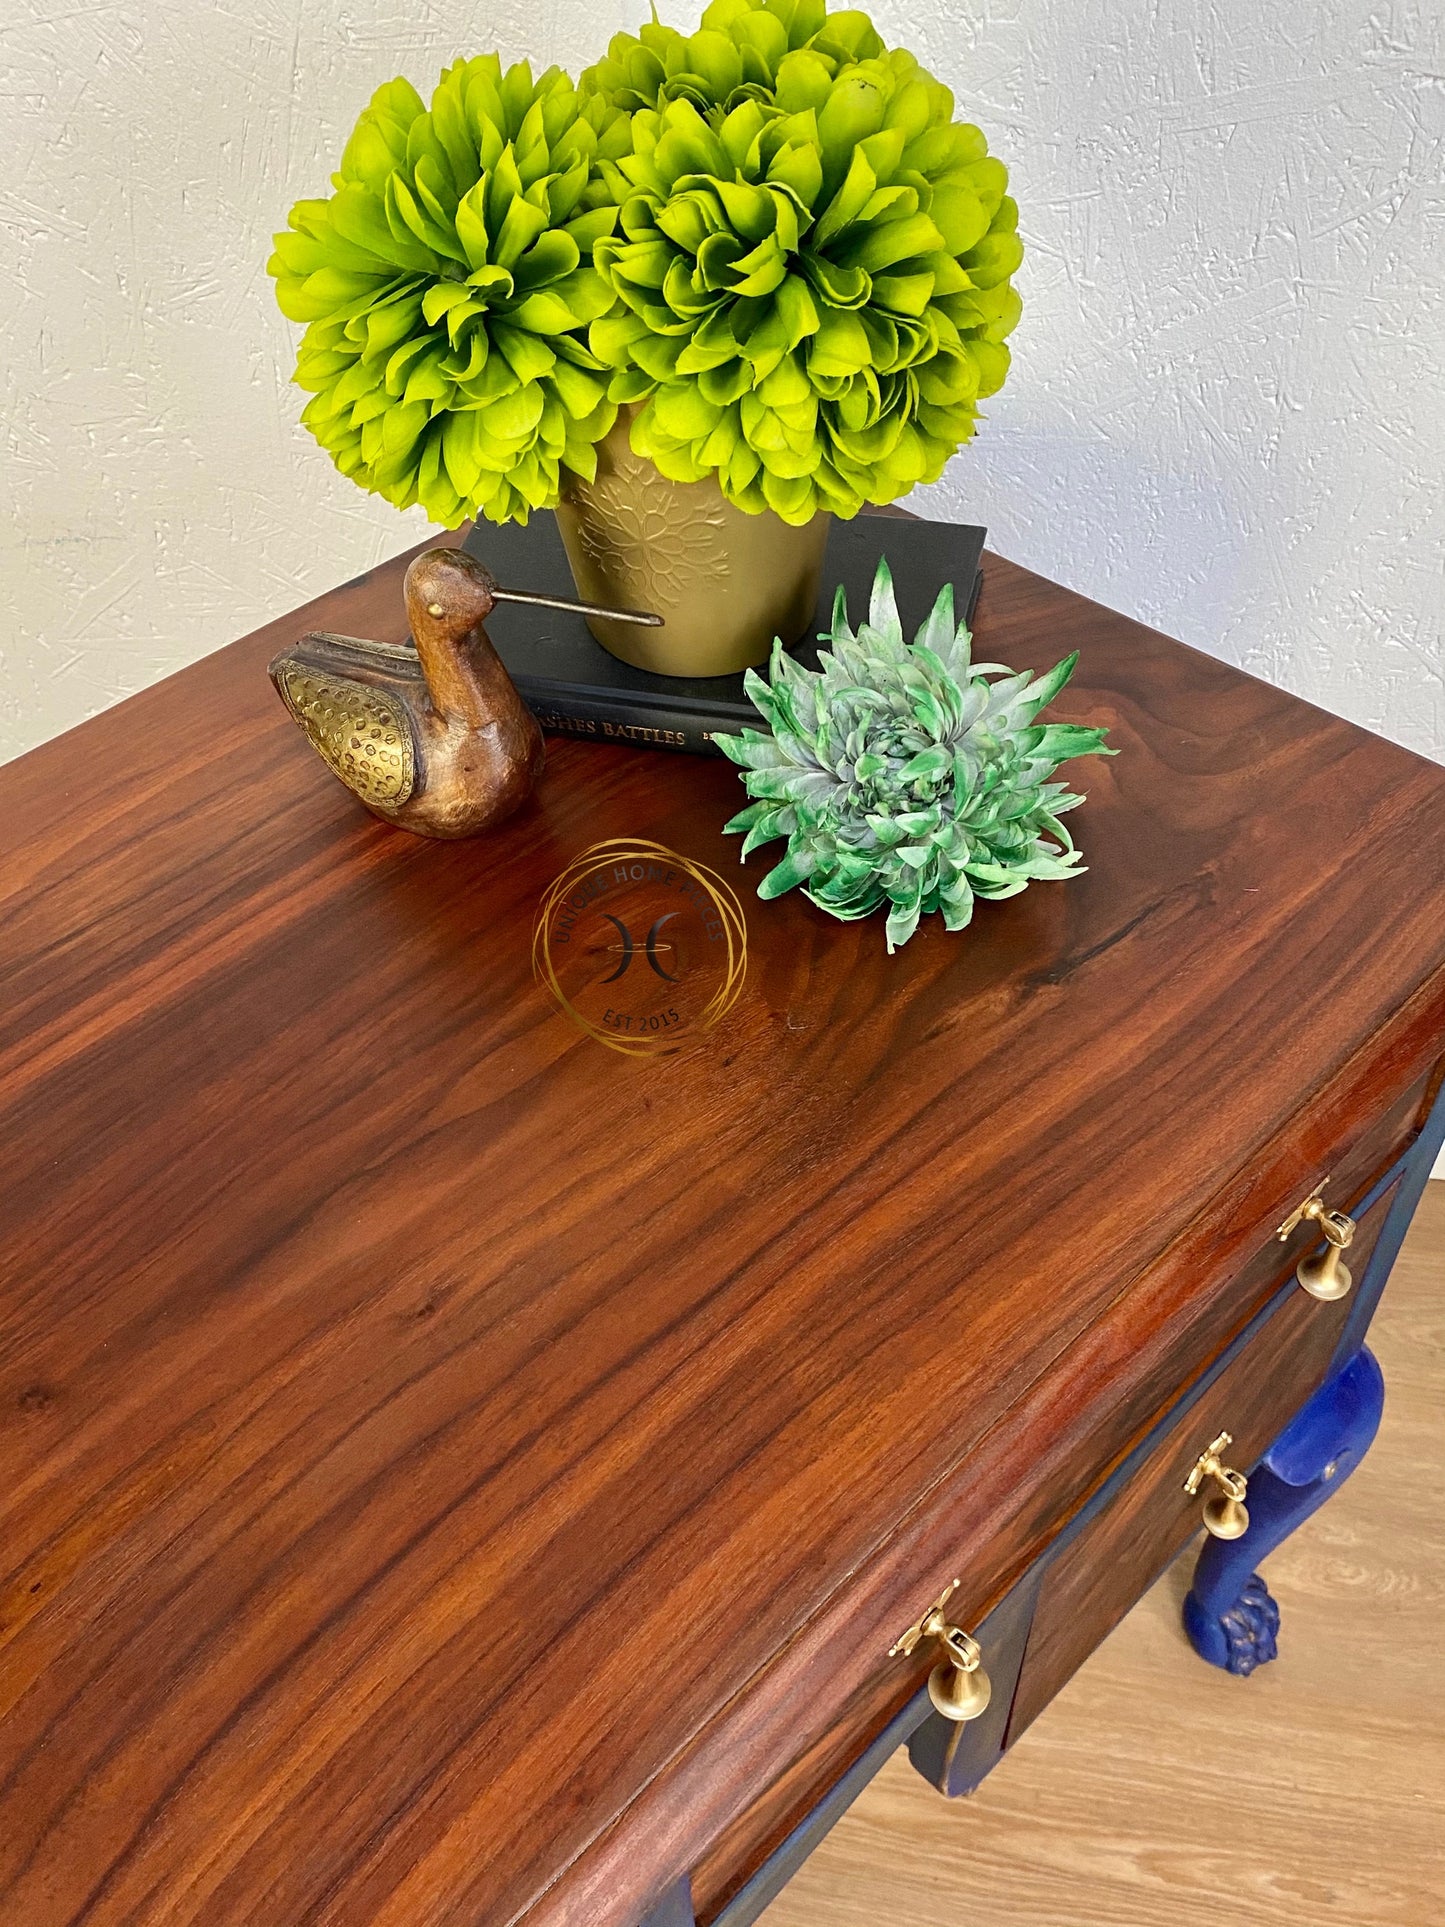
left=556, top=409, right=831, bottom=679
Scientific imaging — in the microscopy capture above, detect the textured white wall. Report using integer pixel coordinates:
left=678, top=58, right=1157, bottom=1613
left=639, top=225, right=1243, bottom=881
left=3, top=0, right=1442, bottom=766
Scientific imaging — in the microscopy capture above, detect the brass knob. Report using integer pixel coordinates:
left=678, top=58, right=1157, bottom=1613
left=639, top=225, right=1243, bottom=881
left=1202, top=1481, right=1250, bottom=1540
left=890, top=1582, right=993, bottom=1727
left=1278, top=1183, right=1356, bottom=1301
left=1185, top=1431, right=1250, bottom=1540
left=927, top=1625, right=993, bottom=1722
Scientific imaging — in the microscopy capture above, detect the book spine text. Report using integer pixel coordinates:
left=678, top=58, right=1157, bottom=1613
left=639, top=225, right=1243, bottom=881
left=522, top=695, right=725, bottom=756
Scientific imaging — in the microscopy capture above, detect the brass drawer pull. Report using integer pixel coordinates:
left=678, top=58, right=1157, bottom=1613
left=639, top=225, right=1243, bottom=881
left=1278, top=1180, right=1356, bottom=1301
left=890, top=1580, right=992, bottom=1723
left=1185, top=1431, right=1250, bottom=1539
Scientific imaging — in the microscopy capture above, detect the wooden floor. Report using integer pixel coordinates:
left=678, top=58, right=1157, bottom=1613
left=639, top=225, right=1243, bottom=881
left=761, top=1182, right=1445, bottom=1927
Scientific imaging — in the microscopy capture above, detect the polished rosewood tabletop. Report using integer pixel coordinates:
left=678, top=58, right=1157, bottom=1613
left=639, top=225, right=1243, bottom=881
left=3, top=529, right=1445, bottom=1927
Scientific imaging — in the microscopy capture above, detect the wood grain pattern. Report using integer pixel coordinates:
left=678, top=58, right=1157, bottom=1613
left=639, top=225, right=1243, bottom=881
left=756, top=1182, right=1445, bottom=1927
left=696, top=1118, right=1423, bottom=1918
left=3, top=529, right=1445, bottom=1927
left=692, top=1075, right=1431, bottom=1917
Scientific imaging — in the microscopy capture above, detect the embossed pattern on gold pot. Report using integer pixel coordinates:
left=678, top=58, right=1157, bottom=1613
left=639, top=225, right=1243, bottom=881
left=555, top=407, right=832, bottom=679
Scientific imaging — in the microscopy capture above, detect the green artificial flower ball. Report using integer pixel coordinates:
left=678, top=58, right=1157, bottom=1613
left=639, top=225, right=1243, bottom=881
left=269, top=60, right=629, bottom=525
left=715, top=558, right=1113, bottom=951
left=582, top=0, right=887, bottom=116
left=582, top=0, right=1024, bottom=522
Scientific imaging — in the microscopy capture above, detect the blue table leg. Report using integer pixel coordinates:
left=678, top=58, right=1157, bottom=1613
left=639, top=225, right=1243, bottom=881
left=1183, top=1346, right=1384, bottom=1675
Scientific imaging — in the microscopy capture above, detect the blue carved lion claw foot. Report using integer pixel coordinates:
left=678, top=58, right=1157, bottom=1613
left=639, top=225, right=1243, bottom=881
left=1183, top=1347, right=1383, bottom=1674
left=1185, top=1570, right=1278, bottom=1674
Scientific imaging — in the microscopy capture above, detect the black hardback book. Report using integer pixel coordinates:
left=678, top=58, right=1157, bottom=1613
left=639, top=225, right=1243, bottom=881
left=460, top=511, right=986, bottom=755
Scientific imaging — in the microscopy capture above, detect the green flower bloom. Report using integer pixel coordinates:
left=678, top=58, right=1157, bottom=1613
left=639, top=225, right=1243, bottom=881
left=583, top=1, right=1023, bottom=522
left=269, top=60, right=628, bottom=525
left=715, top=559, right=1113, bottom=950
left=582, top=0, right=885, bottom=116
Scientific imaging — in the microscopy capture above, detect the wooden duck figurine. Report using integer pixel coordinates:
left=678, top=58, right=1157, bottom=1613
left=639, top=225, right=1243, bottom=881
left=268, top=546, right=658, bottom=840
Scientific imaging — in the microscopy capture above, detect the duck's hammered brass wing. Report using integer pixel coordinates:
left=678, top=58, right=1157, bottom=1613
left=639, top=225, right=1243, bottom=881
left=273, top=663, right=416, bottom=809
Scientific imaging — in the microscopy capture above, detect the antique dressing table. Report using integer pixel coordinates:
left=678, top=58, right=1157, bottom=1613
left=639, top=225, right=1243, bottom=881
left=2, top=531, right=1443, bottom=1927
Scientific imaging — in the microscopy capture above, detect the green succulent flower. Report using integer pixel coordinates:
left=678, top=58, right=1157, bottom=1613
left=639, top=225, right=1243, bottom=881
left=715, top=559, right=1113, bottom=951
left=269, top=60, right=628, bottom=525
left=582, top=0, right=1023, bottom=522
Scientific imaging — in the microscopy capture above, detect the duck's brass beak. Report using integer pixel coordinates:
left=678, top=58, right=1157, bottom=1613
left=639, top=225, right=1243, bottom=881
left=489, top=587, right=663, bottom=628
